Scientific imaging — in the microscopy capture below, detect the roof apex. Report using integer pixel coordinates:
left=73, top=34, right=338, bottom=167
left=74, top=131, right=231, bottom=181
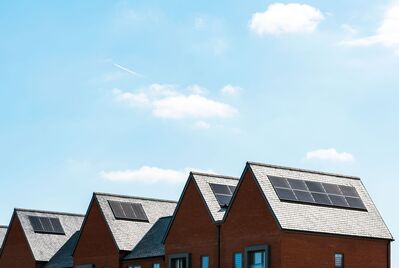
left=93, top=192, right=177, bottom=203
left=14, top=208, right=85, bottom=217
left=190, top=171, right=239, bottom=180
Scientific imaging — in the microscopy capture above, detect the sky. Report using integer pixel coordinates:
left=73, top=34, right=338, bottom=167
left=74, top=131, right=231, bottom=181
left=1, top=0, right=399, bottom=264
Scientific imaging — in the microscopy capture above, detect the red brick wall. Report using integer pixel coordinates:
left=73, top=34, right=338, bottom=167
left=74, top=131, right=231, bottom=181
left=164, top=179, right=218, bottom=267
left=221, top=170, right=282, bottom=267
left=73, top=199, right=120, bottom=268
left=0, top=215, right=36, bottom=268
left=122, top=256, right=164, bottom=268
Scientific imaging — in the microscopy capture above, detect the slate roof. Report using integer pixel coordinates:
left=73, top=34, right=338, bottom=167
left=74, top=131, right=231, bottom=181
left=246, top=162, right=393, bottom=240
left=191, top=172, right=239, bottom=222
left=124, top=216, right=172, bottom=260
left=0, top=226, right=7, bottom=249
left=14, top=209, right=84, bottom=262
left=93, top=192, right=177, bottom=252
left=43, top=231, right=80, bottom=268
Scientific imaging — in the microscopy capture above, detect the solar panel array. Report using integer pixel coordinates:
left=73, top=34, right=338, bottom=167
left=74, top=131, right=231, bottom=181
left=29, top=216, right=65, bottom=235
left=269, top=176, right=367, bottom=211
left=209, top=183, right=236, bottom=208
left=108, top=200, right=149, bottom=222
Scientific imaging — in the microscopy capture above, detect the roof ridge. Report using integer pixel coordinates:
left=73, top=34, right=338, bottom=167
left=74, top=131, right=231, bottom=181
left=14, top=208, right=85, bottom=217
left=94, top=192, right=178, bottom=203
left=0, top=225, right=7, bottom=228
left=247, top=161, right=361, bottom=180
left=190, top=171, right=239, bottom=180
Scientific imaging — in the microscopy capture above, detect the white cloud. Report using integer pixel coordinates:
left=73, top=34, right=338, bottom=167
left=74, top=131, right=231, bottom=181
left=113, top=84, right=237, bottom=120
left=113, top=63, right=144, bottom=78
left=188, top=84, right=206, bottom=95
left=194, top=120, right=211, bottom=129
left=221, top=84, right=241, bottom=95
left=339, top=5, right=399, bottom=54
left=100, top=166, right=214, bottom=183
left=249, top=3, right=324, bottom=35
left=306, top=148, right=355, bottom=162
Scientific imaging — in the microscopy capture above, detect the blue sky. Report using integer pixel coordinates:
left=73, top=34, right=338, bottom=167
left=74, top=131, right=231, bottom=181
left=1, top=0, right=399, bottom=264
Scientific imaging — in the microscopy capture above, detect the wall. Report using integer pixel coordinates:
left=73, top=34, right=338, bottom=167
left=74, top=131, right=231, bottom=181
left=73, top=199, right=120, bottom=268
left=164, top=179, right=218, bottom=268
left=122, top=256, right=164, bottom=268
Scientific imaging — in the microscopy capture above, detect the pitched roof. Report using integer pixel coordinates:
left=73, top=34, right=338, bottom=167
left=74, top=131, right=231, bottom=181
left=0, top=226, right=7, bottom=249
left=191, top=172, right=239, bottom=222
left=93, top=192, right=177, bottom=252
left=43, top=231, right=80, bottom=268
left=245, top=162, right=393, bottom=240
left=124, top=216, right=172, bottom=260
left=14, top=208, right=84, bottom=262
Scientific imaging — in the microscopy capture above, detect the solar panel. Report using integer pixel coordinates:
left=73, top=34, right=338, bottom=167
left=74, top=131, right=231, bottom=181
left=29, top=216, right=65, bottom=235
left=209, top=183, right=236, bottom=207
left=269, top=176, right=367, bottom=211
left=108, top=200, right=149, bottom=221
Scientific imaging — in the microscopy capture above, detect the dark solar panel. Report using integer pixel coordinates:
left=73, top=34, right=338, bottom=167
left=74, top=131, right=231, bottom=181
left=210, top=183, right=236, bottom=207
left=269, top=176, right=367, bottom=211
left=29, top=216, right=65, bottom=235
left=108, top=200, right=149, bottom=221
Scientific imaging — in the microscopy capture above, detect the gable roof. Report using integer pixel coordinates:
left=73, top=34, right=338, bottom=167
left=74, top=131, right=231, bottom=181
left=191, top=172, right=239, bottom=222
left=242, top=162, right=393, bottom=240
left=43, top=231, right=80, bottom=268
left=12, top=208, right=84, bottom=262
left=91, top=192, right=177, bottom=252
left=0, top=226, right=7, bottom=249
left=124, top=216, right=172, bottom=260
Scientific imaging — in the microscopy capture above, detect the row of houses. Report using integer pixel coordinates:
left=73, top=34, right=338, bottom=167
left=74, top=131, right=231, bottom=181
left=0, top=162, right=394, bottom=267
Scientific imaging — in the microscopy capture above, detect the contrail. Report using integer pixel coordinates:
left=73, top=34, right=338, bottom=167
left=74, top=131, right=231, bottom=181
left=113, top=63, right=145, bottom=78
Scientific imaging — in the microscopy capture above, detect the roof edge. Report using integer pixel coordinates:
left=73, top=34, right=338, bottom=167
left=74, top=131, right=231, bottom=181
left=94, top=192, right=177, bottom=203
left=247, top=161, right=361, bottom=180
left=190, top=171, right=239, bottom=180
left=14, top=208, right=85, bottom=217
left=0, top=225, right=8, bottom=228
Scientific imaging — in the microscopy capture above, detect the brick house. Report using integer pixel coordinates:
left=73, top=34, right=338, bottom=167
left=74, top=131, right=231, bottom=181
left=0, top=226, right=7, bottom=250
left=0, top=208, right=84, bottom=268
left=164, top=163, right=393, bottom=268
left=163, top=172, right=239, bottom=268
left=72, top=192, right=176, bottom=268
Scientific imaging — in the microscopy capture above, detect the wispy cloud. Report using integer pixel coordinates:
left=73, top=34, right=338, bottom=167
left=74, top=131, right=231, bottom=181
left=113, top=63, right=145, bottom=78
left=339, top=4, right=399, bottom=55
left=305, top=148, right=355, bottom=162
left=221, top=84, right=241, bottom=96
left=249, top=3, right=324, bottom=36
left=113, top=84, right=238, bottom=120
left=100, top=166, right=214, bottom=183
left=194, top=120, right=211, bottom=129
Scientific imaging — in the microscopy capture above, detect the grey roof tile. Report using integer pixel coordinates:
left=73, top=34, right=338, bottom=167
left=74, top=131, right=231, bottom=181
left=124, top=216, right=172, bottom=260
left=94, top=193, right=177, bottom=252
left=43, top=231, right=80, bottom=268
left=15, top=209, right=84, bottom=262
left=191, top=172, right=239, bottom=222
left=248, top=162, right=393, bottom=240
left=0, top=226, right=7, bottom=249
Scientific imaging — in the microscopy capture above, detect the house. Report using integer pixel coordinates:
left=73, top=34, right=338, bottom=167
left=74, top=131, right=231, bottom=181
left=220, top=162, right=393, bottom=268
left=0, top=226, right=7, bottom=250
left=43, top=231, right=80, bottom=268
left=73, top=192, right=177, bottom=268
left=163, top=172, right=239, bottom=268
left=122, top=216, right=172, bottom=268
left=0, top=208, right=84, bottom=268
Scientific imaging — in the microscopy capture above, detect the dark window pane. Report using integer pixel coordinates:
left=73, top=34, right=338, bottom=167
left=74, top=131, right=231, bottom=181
left=131, top=203, right=148, bottom=221
left=335, top=253, right=344, bottom=268
left=228, top=186, right=236, bottom=195
left=275, top=188, right=297, bottom=201
left=109, top=201, right=125, bottom=219
left=339, top=186, right=359, bottom=197
left=248, top=250, right=265, bottom=268
left=121, top=202, right=136, bottom=218
left=306, top=181, right=325, bottom=193
left=210, top=184, right=230, bottom=195
left=269, top=176, right=290, bottom=188
left=215, top=194, right=232, bottom=207
left=294, top=190, right=314, bottom=203
left=40, top=217, right=53, bottom=232
left=346, top=197, right=366, bottom=210
left=311, top=193, right=332, bottom=205
left=29, top=216, right=44, bottom=232
left=49, top=218, right=65, bottom=234
left=323, top=183, right=342, bottom=195
left=287, top=179, right=308, bottom=190
left=329, top=195, right=349, bottom=207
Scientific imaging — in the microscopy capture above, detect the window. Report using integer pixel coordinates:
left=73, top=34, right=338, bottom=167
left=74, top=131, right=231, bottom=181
left=201, top=256, right=209, bottom=268
left=168, top=253, right=190, bottom=268
left=335, top=253, right=344, bottom=268
left=127, top=266, right=140, bottom=268
left=153, top=264, right=160, bottom=268
left=234, top=252, right=243, bottom=268
left=76, top=265, right=94, bottom=268
left=245, top=245, right=269, bottom=268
